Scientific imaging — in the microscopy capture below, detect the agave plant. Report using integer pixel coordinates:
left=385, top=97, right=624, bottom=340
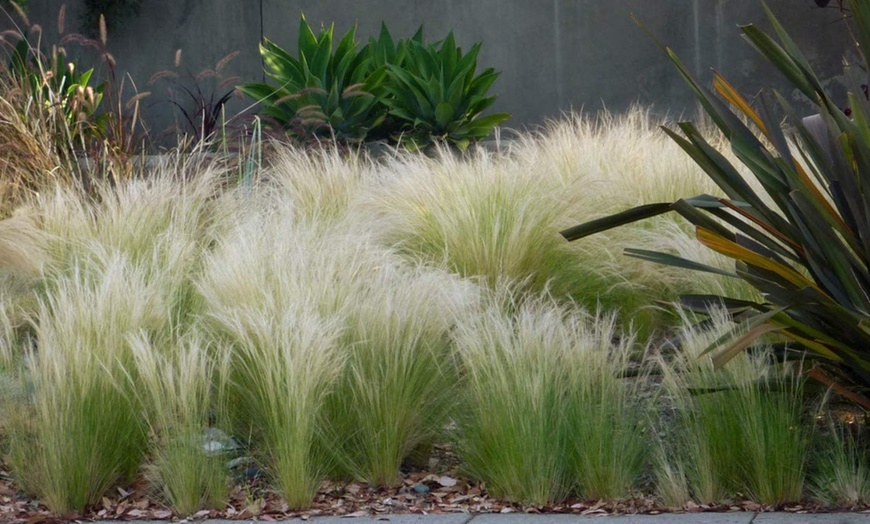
left=561, top=0, right=870, bottom=403
left=382, top=32, right=510, bottom=150
left=363, top=23, right=422, bottom=141
left=239, top=16, right=387, bottom=143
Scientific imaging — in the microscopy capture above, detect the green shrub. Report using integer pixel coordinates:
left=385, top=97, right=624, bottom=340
left=7, top=255, right=156, bottom=513
left=241, top=17, right=508, bottom=148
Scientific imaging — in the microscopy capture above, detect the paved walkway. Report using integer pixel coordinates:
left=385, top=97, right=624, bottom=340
left=102, top=513, right=870, bottom=524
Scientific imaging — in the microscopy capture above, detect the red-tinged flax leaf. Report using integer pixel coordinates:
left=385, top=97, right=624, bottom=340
left=714, top=72, right=769, bottom=137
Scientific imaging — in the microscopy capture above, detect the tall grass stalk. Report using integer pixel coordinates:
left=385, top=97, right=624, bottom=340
left=564, top=313, right=647, bottom=500
left=212, top=309, right=343, bottom=509
left=199, top=213, right=370, bottom=508
left=267, top=145, right=372, bottom=224
left=6, top=254, right=160, bottom=513
left=811, top=422, right=870, bottom=507
left=657, top=309, right=808, bottom=505
left=454, top=294, right=645, bottom=504
left=129, top=331, right=226, bottom=515
left=325, top=266, right=473, bottom=486
left=0, top=74, right=82, bottom=211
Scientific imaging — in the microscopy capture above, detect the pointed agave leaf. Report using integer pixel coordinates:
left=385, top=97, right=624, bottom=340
left=434, top=102, right=454, bottom=130
left=260, top=39, right=303, bottom=86
left=333, top=25, right=358, bottom=81
left=462, top=112, right=510, bottom=137
left=440, top=32, right=458, bottom=78
left=466, top=69, right=500, bottom=100
left=298, top=15, right=319, bottom=58
left=310, top=25, right=334, bottom=83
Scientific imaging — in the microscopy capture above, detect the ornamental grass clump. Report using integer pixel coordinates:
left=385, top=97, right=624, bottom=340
left=129, top=332, right=227, bottom=516
left=810, top=421, right=870, bottom=507
left=0, top=160, right=222, bottom=514
left=564, top=313, right=648, bottom=500
left=7, top=254, right=159, bottom=514
left=198, top=210, right=380, bottom=508
left=324, top=265, right=474, bottom=486
left=212, top=307, right=343, bottom=510
left=373, top=149, right=614, bottom=305
left=371, top=113, right=752, bottom=338
left=657, top=309, right=808, bottom=506
left=453, top=293, right=646, bottom=505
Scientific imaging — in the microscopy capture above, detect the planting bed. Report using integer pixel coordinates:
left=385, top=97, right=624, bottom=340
left=0, top=110, right=866, bottom=522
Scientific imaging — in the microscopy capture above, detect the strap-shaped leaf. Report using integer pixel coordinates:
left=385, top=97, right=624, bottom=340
left=678, top=294, right=765, bottom=315
left=713, top=72, right=768, bottom=138
left=696, top=305, right=783, bottom=359
left=560, top=203, right=673, bottom=241
left=790, top=190, right=870, bottom=311
left=672, top=198, right=737, bottom=241
left=741, top=22, right=815, bottom=101
left=848, top=0, right=870, bottom=74
left=715, top=198, right=803, bottom=257
left=697, top=227, right=818, bottom=291
left=624, top=248, right=737, bottom=278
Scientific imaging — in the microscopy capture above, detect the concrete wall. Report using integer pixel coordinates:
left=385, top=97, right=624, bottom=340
left=4, top=1, right=856, bottom=138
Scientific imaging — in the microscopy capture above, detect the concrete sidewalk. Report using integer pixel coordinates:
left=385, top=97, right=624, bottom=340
left=103, top=512, right=870, bottom=524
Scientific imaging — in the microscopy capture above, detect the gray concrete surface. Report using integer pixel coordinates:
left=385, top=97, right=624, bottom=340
left=0, top=1, right=858, bottom=139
